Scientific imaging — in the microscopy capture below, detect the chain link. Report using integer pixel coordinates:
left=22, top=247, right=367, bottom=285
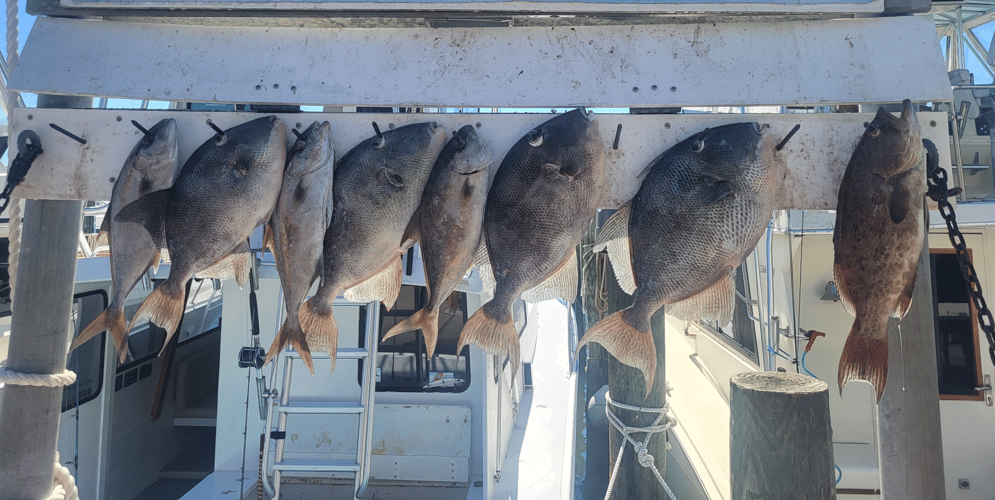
left=926, top=145, right=995, bottom=367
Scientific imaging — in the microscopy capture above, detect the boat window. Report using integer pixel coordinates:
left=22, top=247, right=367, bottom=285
left=62, top=290, right=108, bottom=412
left=368, top=285, right=470, bottom=393
left=0, top=237, right=12, bottom=318
left=931, top=250, right=984, bottom=400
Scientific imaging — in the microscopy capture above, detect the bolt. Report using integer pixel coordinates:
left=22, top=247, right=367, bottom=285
left=255, top=85, right=262, bottom=90
left=273, top=84, right=279, bottom=89
left=389, top=123, right=395, bottom=129
left=291, top=86, right=297, bottom=92
left=664, top=123, right=671, bottom=129
left=670, top=86, right=677, bottom=92
left=930, top=120, right=937, bottom=127
left=27, top=114, right=33, bottom=120
left=296, top=123, right=302, bottom=129
left=109, top=177, right=116, bottom=183
left=116, top=116, right=122, bottom=122
left=632, top=87, right=639, bottom=92
left=476, top=122, right=482, bottom=128
left=651, top=85, right=658, bottom=91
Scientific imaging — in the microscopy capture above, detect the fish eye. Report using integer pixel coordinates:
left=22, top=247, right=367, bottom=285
left=866, top=123, right=881, bottom=138
left=527, top=128, right=543, bottom=147
left=691, top=139, right=704, bottom=152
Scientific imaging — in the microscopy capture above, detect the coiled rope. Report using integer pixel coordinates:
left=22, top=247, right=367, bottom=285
left=0, top=363, right=80, bottom=499
left=603, top=391, right=678, bottom=500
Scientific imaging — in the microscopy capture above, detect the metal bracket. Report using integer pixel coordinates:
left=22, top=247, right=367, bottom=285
left=977, top=374, right=992, bottom=406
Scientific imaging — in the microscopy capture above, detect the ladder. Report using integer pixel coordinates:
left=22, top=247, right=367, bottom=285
left=261, top=298, right=381, bottom=499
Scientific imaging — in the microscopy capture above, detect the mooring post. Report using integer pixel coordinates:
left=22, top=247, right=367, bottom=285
left=605, top=306, right=668, bottom=498
left=877, top=229, right=945, bottom=499
left=0, top=94, right=88, bottom=499
left=730, top=372, right=836, bottom=500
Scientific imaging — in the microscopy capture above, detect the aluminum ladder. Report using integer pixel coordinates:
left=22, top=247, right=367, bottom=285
left=262, top=299, right=380, bottom=499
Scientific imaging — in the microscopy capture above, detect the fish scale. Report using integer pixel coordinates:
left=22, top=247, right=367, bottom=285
left=579, top=122, right=781, bottom=397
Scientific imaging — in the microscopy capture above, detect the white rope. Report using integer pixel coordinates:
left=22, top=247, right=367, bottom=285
left=603, top=391, right=678, bottom=500
left=0, top=363, right=77, bottom=386
left=5, top=0, right=19, bottom=111
left=5, top=0, right=21, bottom=309
left=49, top=452, right=79, bottom=500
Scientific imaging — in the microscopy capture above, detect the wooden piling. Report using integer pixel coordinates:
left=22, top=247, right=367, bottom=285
left=0, top=95, right=88, bottom=499
left=730, top=372, right=836, bottom=500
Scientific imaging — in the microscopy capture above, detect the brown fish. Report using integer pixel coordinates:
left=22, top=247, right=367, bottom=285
left=578, top=122, right=780, bottom=397
left=834, top=99, right=926, bottom=401
left=117, top=116, right=287, bottom=348
left=383, top=125, right=494, bottom=357
left=263, top=121, right=335, bottom=375
left=298, top=122, right=448, bottom=372
left=457, top=108, right=606, bottom=377
left=71, top=118, right=179, bottom=362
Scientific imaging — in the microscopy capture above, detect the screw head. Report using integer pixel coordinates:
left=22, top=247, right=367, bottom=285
left=27, top=114, right=33, bottom=120
left=296, top=123, right=302, bottom=129
left=290, top=86, right=297, bottom=92
left=651, top=85, right=658, bottom=91
left=476, top=122, right=482, bottom=128
left=930, top=120, right=937, bottom=127
left=109, top=177, right=116, bottom=183
left=255, top=85, right=262, bottom=90
left=389, top=123, right=395, bottom=129
left=632, top=87, right=639, bottom=92
left=273, top=84, right=279, bottom=89
left=116, top=116, right=122, bottom=122
left=670, top=86, right=677, bottom=92
left=664, top=123, right=671, bottom=129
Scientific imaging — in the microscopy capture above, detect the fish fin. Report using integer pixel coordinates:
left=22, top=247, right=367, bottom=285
left=115, top=189, right=170, bottom=249
left=838, top=317, right=889, bottom=401
left=378, top=168, right=405, bottom=189
left=666, top=270, right=735, bottom=326
left=265, top=321, right=314, bottom=376
left=401, top=206, right=422, bottom=249
left=833, top=265, right=856, bottom=317
left=131, top=283, right=186, bottom=354
left=888, top=189, right=911, bottom=225
left=521, top=249, right=579, bottom=303
left=384, top=308, right=441, bottom=357
left=195, top=241, right=251, bottom=288
left=594, top=201, right=631, bottom=250
left=606, top=237, right=636, bottom=295
left=458, top=301, right=521, bottom=378
left=895, top=267, right=918, bottom=318
left=699, top=174, right=734, bottom=204
left=71, top=307, right=130, bottom=363
left=94, top=216, right=110, bottom=250
left=262, top=223, right=276, bottom=258
left=344, top=257, right=403, bottom=310
left=299, top=296, right=340, bottom=373
left=576, top=308, right=656, bottom=399
left=472, top=241, right=496, bottom=295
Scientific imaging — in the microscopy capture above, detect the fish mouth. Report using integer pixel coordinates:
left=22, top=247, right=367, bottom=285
left=873, top=100, right=918, bottom=133
left=578, top=107, right=596, bottom=121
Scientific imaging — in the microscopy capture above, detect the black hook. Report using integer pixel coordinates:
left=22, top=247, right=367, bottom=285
left=49, top=123, right=86, bottom=145
left=372, top=122, right=383, bottom=140
left=131, top=120, right=151, bottom=137
left=612, top=124, right=622, bottom=150
left=206, top=119, right=225, bottom=137
left=775, top=124, right=801, bottom=152
left=291, top=128, right=304, bottom=140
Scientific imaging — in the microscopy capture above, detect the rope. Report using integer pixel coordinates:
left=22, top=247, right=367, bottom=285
left=50, top=453, right=79, bottom=500
left=603, top=391, right=678, bottom=500
left=0, top=362, right=77, bottom=387
left=5, top=0, right=19, bottom=110
left=5, top=0, right=21, bottom=309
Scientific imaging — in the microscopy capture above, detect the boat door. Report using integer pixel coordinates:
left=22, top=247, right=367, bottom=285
left=928, top=230, right=995, bottom=499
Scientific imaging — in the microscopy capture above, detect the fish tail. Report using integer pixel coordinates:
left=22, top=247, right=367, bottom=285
left=837, top=318, right=889, bottom=401
left=576, top=308, right=657, bottom=399
left=131, top=284, right=186, bottom=356
left=298, top=297, right=339, bottom=374
left=71, top=306, right=130, bottom=363
left=384, top=308, right=441, bottom=358
left=265, top=321, right=314, bottom=376
left=458, top=301, right=521, bottom=379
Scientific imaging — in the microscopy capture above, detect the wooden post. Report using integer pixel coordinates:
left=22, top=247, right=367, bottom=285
left=605, top=306, right=668, bottom=498
left=877, top=232, right=945, bottom=499
left=0, top=94, right=88, bottom=499
left=730, top=372, right=836, bottom=500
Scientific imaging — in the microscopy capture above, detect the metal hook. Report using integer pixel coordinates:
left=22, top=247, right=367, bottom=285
left=291, top=128, right=304, bottom=140
left=612, top=124, right=622, bottom=150
left=372, top=122, right=383, bottom=140
left=49, top=123, right=86, bottom=145
left=775, top=124, right=801, bottom=152
left=206, top=119, right=225, bottom=137
left=131, top=120, right=151, bottom=137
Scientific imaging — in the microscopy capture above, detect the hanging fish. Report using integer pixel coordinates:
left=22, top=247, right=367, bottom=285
left=578, top=122, right=782, bottom=397
left=834, top=99, right=926, bottom=401
left=116, top=116, right=287, bottom=349
left=457, top=108, right=606, bottom=377
left=383, top=125, right=494, bottom=357
left=298, top=122, right=448, bottom=373
left=70, top=118, right=180, bottom=362
left=263, top=121, right=335, bottom=375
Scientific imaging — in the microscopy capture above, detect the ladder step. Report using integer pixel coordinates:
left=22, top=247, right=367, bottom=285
left=279, top=402, right=364, bottom=414
left=273, top=458, right=361, bottom=473
left=287, top=348, right=368, bottom=360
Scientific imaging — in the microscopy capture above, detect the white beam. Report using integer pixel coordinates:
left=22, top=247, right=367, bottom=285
left=10, top=16, right=951, bottom=109
left=8, top=108, right=953, bottom=210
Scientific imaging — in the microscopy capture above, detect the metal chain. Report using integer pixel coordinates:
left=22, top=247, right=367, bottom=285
left=925, top=141, right=995, bottom=366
